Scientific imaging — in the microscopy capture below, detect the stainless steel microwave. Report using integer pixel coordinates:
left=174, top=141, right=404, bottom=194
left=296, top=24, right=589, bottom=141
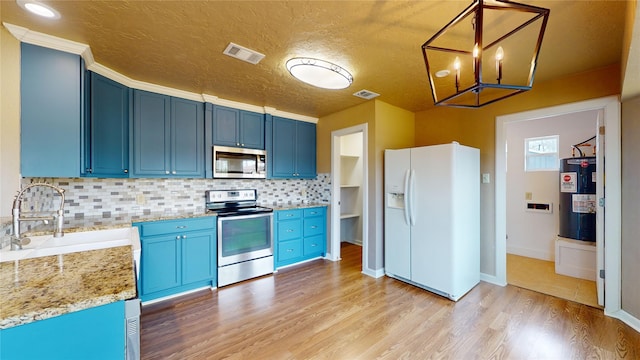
left=213, top=146, right=266, bottom=179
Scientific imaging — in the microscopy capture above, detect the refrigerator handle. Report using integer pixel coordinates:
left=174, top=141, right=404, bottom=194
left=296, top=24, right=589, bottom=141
left=409, top=169, right=416, bottom=226
left=403, top=169, right=411, bottom=225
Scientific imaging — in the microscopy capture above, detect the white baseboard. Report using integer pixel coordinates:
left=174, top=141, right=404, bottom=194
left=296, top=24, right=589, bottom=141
left=363, top=267, right=385, bottom=278
left=605, top=309, right=640, bottom=333
left=480, top=272, right=507, bottom=287
left=507, top=245, right=552, bottom=261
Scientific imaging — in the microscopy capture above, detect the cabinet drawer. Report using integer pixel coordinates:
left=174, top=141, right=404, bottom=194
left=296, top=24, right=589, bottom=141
left=304, top=216, right=324, bottom=237
left=136, top=217, right=215, bottom=237
left=277, top=219, right=302, bottom=241
left=277, top=209, right=302, bottom=221
left=303, top=234, right=324, bottom=256
left=278, top=239, right=302, bottom=262
left=303, top=207, right=324, bottom=217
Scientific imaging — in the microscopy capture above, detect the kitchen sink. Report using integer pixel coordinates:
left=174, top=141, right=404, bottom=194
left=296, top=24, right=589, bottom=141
left=0, top=227, right=141, bottom=266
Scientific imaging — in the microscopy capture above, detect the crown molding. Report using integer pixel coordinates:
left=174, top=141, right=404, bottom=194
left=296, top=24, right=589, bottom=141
left=3, top=22, right=319, bottom=122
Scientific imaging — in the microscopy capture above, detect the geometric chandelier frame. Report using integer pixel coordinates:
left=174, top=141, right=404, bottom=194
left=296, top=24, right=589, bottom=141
left=422, top=0, right=550, bottom=108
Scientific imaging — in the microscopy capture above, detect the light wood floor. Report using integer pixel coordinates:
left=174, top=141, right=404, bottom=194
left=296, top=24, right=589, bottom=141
left=141, top=243, right=640, bottom=359
left=507, top=253, right=600, bottom=308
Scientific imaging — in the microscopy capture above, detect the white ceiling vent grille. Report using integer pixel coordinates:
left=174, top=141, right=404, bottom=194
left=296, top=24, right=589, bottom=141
left=223, top=43, right=265, bottom=65
left=353, top=89, right=380, bottom=100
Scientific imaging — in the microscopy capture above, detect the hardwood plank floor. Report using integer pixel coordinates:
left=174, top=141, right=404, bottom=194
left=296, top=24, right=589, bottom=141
left=141, top=243, right=640, bottom=359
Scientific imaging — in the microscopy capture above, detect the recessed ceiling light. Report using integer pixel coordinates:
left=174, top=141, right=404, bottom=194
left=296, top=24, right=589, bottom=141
left=16, top=0, right=61, bottom=19
left=435, top=70, right=450, bottom=78
left=286, top=57, right=353, bottom=90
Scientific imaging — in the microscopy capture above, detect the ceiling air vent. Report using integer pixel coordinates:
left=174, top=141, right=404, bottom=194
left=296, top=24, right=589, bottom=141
left=353, top=89, right=380, bottom=100
left=223, top=43, right=265, bottom=65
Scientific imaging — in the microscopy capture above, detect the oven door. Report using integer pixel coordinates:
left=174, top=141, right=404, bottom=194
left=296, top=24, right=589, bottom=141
left=217, top=212, right=273, bottom=266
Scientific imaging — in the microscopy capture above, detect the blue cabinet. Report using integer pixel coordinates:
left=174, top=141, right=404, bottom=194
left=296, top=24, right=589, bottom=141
left=135, top=217, right=216, bottom=302
left=132, top=90, right=204, bottom=177
left=20, top=43, right=83, bottom=177
left=271, top=116, right=317, bottom=179
left=83, top=72, right=130, bottom=177
left=1, top=301, right=125, bottom=360
left=274, top=207, right=326, bottom=268
left=210, top=105, right=264, bottom=149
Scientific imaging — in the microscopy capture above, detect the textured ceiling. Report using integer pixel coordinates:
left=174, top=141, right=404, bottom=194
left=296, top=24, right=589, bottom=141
left=0, top=1, right=628, bottom=118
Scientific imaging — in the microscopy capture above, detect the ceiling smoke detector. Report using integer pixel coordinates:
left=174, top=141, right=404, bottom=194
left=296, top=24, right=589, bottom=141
left=353, top=89, right=380, bottom=100
left=223, top=43, right=265, bottom=65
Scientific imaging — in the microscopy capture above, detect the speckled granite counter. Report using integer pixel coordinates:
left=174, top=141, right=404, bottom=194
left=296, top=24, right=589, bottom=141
left=270, top=203, right=328, bottom=211
left=0, top=245, right=135, bottom=329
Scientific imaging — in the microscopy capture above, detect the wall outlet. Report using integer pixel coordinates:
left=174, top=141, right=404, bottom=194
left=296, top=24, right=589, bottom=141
left=525, top=192, right=533, bottom=200
left=136, top=194, right=146, bottom=205
left=482, top=173, right=490, bottom=184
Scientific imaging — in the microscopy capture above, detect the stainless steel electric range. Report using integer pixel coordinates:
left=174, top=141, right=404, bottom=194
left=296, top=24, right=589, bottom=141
left=205, top=189, right=274, bottom=287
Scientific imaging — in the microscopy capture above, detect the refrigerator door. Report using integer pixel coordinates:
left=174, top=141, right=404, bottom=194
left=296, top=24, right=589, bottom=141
left=384, top=149, right=412, bottom=280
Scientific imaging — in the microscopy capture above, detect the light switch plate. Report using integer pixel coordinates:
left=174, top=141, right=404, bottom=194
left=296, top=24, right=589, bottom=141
left=482, top=173, right=490, bottom=183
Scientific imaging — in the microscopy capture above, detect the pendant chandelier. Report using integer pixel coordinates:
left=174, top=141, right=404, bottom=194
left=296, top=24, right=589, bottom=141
left=422, top=0, right=550, bottom=108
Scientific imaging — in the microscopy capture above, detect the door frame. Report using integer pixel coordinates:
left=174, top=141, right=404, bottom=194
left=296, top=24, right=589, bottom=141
left=329, top=124, right=369, bottom=274
left=495, top=95, right=621, bottom=315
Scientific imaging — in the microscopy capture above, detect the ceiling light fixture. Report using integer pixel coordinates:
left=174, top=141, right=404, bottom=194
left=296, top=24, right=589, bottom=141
left=17, top=0, right=61, bottom=19
left=286, top=57, right=353, bottom=90
left=422, top=0, right=550, bottom=108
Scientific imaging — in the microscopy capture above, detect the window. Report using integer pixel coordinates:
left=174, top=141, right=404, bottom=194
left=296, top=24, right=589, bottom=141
left=525, top=135, right=559, bottom=171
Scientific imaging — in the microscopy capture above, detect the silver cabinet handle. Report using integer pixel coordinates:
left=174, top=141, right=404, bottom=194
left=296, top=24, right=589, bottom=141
left=310, top=226, right=318, bottom=229
left=311, top=244, right=317, bottom=247
left=182, top=235, right=187, bottom=239
left=165, top=170, right=170, bottom=174
left=176, top=225, right=187, bottom=229
left=241, top=143, right=245, bottom=147
left=286, top=249, right=294, bottom=252
left=124, top=169, right=128, bottom=173
left=176, top=235, right=180, bottom=240
left=286, top=229, right=294, bottom=232
left=172, top=170, right=177, bottom=174
left=236, top=143, right=240, bottom=146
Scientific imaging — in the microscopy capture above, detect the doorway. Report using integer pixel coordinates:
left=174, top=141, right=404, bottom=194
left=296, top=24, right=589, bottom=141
left=495, top=96, right=621, bottom=314
left=329, top=124, right=369, bottom=274
left=504, top=109, right=600, bottom=307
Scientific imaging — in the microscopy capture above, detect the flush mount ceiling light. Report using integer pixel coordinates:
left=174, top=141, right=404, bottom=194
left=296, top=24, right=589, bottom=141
left=286, top=57, right=353, bottom=90
left=422, top=0, right=550, bottom=108
left=17, top=0, right=61, bottom=19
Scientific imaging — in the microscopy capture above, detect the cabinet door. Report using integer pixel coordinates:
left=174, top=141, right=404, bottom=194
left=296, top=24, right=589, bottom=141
left=141, top=234, right=180, bottom=295
left=171, top=98, right=204, bottom=177
left=181, top=230, right=215, bottom=284
left=212, top=105, right=240, bottom=147
left=272, top=117, right=297, bottom=178
left=133, top=90, right=171, bottom=176
left=86, top=72, right=129, bottom=177
left=303, top=234, right=325, bottom=257
left=239, top=111, right=265, bottom=149
left=295, top=121, right=317, bottom=178
left=20, top=43, right=81, bottom=177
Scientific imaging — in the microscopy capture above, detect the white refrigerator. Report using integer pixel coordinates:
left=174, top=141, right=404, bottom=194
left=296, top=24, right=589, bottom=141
left=384, top=142, right=480, bottom=301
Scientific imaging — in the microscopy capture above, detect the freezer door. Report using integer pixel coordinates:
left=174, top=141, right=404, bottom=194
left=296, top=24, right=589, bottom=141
left=384, top=149, right=411, bottom=279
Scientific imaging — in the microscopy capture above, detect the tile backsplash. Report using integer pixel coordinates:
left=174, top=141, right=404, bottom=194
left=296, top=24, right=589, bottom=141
left=20, top=174, right=331, bottom=219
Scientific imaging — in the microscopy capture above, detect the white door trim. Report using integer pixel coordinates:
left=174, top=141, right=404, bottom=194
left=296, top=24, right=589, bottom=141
left=329, top=124, right=369, bottom=274
left=495, top=95, right=621, bottom=316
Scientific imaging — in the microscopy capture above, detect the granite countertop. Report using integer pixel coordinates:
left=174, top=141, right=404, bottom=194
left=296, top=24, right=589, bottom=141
left=270, top=203, right=328, bottom=211
left=0, top=245, right=136, bottom=329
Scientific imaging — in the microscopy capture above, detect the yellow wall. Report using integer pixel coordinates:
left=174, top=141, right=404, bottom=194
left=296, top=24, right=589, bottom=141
left=317, top=100, right=414, bottom=271
left=0, top=25, right=21, bottom=218
left=414, top=63, right=621, bottom=275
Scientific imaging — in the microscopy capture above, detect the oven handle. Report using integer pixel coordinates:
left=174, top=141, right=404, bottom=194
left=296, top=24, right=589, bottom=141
left=216, top=212, right=273, bottom=221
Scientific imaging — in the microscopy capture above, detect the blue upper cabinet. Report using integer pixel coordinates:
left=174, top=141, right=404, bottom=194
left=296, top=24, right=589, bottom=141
left=20, top=43, right=82, bottom=177
left=132, top=90, right=204, bottom=177
left=271, top=116, right=317, bottom=179
left=83, top=72, right=130, bottom=178
left=211, top=105, right=264, bottom=149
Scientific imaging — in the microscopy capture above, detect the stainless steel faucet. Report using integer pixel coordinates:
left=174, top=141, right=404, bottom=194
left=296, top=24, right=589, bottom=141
left=11, top=183, right=65, bottom=250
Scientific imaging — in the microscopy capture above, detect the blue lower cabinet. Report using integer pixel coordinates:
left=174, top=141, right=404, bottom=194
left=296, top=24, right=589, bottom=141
left=1, top=301, right=125, bottom=360
left=275, top=207, right=326, bottom=268
left=135, top=217, right=216, bottom=302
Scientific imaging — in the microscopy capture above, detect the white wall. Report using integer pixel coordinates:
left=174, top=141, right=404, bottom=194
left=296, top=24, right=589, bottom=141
left=506, top=109, right=598, bottom=260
